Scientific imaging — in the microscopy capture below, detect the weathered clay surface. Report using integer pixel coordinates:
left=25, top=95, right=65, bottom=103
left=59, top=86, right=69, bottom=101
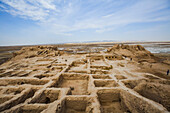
left=0, top=45, right=169, bottom=113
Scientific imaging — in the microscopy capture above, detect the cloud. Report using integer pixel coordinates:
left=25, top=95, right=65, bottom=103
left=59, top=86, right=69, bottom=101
left=0, top=0, right=59, bottom=21
left=0, top=0, right=170, bottom=35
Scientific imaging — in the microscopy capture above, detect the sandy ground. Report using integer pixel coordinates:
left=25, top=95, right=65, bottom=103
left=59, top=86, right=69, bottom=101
left=0, top=43, right=169, bottom=113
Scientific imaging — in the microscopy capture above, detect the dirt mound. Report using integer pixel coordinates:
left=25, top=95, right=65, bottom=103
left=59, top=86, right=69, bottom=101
left=134, top=80, right=170, bottom=111
left=107, top=44, right=154, bottom=59
left=13, top=46, right=61, bottom=58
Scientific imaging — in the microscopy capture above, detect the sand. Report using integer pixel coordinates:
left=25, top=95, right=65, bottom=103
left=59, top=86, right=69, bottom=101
left=0, top=43, right=169, bottom=113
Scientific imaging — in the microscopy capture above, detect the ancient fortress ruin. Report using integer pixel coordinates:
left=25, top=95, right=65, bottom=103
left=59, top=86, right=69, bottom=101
left=0, top=44, right=169, bottom=113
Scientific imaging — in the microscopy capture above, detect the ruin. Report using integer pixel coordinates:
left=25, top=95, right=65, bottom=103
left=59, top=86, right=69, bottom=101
left=0, top=44, right=169, bottom=113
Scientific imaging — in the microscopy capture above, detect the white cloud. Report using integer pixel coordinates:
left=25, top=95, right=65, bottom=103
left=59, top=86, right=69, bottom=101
left=0, top=0, right=170, bottom=35
left=0, top=4, right=6, bottom=9
left=37, top=0, right=57, bottom=10
left=0, top=0, right=59, bottom=21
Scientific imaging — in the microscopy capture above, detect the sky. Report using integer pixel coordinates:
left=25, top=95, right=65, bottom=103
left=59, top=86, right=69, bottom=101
left=0, top=0, right=170, bottom=46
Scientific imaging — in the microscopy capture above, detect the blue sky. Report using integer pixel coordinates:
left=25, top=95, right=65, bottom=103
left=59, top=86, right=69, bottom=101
left=0, top=0, right=170, bottom=46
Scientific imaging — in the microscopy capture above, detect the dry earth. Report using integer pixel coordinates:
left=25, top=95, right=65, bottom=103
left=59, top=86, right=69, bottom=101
left=0, top=44, right=169, bottom=113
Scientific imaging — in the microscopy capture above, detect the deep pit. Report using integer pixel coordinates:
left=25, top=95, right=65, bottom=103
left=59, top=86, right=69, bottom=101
left=97, top=89, right=129, bottom=113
